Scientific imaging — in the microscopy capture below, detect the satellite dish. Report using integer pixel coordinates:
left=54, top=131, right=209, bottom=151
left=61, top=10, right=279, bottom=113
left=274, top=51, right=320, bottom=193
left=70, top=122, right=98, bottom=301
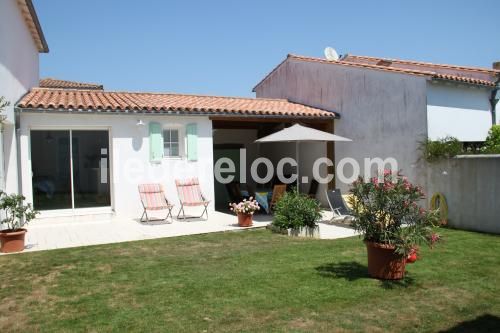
left=324, top=47, right=339, bottom=61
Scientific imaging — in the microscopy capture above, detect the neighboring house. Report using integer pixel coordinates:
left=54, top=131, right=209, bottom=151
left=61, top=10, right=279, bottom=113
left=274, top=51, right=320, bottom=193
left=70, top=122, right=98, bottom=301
left=16, top=89, right=336, bottom=219
left=0, top=0, right=48, bottom=193
left=39, top=78, right=104, bottom=90
left=253, top=54, right=500, bottom=193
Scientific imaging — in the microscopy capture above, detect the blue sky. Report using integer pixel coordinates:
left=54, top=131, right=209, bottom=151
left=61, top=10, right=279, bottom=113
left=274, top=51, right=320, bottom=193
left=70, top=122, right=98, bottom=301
left=36, top=0, right=500, bottom=97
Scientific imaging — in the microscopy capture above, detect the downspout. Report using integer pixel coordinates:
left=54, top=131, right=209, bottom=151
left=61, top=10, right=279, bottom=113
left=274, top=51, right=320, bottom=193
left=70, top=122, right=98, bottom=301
left=490, top=78, right=500, bottom=126
left=491, top=62, right=500, bottom=125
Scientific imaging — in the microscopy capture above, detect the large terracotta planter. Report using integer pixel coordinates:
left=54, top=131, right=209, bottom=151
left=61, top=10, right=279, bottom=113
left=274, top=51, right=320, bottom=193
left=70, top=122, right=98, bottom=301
left=0, top=229, right=27, bottom=253
left=364, top=241, right=406, bottom=280
left=237, top=213, right=253, bottom=227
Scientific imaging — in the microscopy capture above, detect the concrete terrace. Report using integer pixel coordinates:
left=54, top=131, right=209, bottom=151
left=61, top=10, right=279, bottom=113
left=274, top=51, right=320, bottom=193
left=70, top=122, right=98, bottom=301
left=16, top=211, right=358, bottom=253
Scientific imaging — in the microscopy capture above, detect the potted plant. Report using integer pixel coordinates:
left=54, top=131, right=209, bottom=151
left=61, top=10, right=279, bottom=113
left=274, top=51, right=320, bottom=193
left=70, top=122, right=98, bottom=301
left=270, top=190, right=322, bottom=238
left=229, top=197, right=260, bottom=227
left=0, top=192, right=39, bottom=253
left=349, top=170, right=440, bottom=280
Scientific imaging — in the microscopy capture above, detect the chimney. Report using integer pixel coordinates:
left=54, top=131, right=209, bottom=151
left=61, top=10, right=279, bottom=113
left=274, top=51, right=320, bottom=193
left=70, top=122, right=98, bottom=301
left=493, top=62, right=500, bottom=70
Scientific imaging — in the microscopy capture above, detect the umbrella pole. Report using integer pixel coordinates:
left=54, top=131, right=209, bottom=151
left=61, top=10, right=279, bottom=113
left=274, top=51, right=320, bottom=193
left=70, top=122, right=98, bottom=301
left=296, top=141, right=299, bottom=192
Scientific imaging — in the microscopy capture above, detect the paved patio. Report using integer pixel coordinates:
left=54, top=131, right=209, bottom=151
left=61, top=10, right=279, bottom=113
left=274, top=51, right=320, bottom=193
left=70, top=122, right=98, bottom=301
left=16, top=210, right=358, bottom=253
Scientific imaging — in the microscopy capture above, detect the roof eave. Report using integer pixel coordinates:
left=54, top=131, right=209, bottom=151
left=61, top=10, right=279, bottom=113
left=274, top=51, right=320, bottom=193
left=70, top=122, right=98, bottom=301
left=430, top=77, right=496, bottom=88
left=15, top=107, right=339, bottom=120
left=25, top=0, right=49, bottom=53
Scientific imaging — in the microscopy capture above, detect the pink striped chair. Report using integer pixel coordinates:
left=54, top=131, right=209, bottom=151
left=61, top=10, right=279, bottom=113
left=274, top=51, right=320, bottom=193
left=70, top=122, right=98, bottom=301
left=175, top=178, right=210, bottom=219
left=138, top=184, right=174, bottom=223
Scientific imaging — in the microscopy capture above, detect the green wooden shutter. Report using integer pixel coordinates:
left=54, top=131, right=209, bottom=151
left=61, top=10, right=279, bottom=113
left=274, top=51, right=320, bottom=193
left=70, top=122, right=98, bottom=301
left=186, top=123, right=198, bottom=161
left=149, top=122, right=163, bottom=163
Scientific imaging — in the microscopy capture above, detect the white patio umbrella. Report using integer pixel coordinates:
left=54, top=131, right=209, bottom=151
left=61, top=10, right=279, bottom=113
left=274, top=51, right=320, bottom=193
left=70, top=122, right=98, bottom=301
left=255, top=124, right=351, bottom=191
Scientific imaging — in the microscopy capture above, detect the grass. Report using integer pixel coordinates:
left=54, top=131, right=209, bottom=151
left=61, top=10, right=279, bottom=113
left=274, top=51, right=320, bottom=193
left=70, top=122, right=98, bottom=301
left=0, top=228, right=499, bottom=332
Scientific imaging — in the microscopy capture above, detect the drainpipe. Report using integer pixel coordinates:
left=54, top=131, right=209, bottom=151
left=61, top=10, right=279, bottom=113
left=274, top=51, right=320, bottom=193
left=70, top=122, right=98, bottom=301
left=490, top=80, right=500, bottom=126
left=491, top=62, right=500, bottom=125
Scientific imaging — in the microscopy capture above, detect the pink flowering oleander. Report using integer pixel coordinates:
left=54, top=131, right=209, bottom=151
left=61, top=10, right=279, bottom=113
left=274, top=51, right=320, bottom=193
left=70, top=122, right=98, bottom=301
left=349, top=169, right=441, bottom=255
left=229, top=197, right=260, bottom=215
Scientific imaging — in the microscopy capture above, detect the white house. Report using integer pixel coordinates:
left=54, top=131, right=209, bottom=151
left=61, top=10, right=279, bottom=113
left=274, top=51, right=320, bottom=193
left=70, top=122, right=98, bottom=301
left=0, top=0, right=48, bottom=193
left=253, top=53, right=500, bottom=193
left=16, top=89, right=336, bottom=219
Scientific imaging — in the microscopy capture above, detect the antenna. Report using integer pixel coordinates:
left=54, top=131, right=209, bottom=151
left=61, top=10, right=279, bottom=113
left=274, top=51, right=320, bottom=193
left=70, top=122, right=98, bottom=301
left=324, top=47, right=339, bottom=61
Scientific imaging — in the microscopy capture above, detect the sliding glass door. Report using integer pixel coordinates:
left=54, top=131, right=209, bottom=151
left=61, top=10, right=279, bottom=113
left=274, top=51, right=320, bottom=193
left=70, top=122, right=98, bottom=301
left=31, top=130, right=110, bottom=211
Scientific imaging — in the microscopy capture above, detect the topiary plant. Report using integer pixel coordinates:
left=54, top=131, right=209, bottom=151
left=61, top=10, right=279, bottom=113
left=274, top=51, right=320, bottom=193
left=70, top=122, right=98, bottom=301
left=272, top=190, right=322, bottom=229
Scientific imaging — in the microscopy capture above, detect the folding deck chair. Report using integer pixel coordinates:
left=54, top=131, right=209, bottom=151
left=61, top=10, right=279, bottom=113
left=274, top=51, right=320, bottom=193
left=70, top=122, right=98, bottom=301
left=325, top=189, right=354, bottom=224
left=175, top=178, right=210, bottom=219
left=138, top=184, right=174, bottom=223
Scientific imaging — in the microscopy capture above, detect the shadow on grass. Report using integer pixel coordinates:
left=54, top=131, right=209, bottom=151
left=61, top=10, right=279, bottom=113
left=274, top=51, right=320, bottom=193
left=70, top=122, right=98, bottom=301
left=315, top=261, right=368, bottom=281
left=379, top=274, right=415, bottom=289
left=438, top=314, right=500, bottom=333
left=315, top=261, right=415, bottom=288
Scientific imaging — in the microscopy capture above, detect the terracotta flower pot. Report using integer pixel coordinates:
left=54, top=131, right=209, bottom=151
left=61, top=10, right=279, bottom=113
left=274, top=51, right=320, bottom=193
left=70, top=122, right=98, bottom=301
left=0, top=228, right=27, bottom=253
left=237, top=213, right=253, bottom=227
left=364, top=241, right=406, bottom=280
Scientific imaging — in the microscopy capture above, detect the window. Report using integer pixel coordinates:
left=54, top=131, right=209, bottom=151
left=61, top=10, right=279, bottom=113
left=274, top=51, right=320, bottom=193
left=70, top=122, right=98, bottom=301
left=163, top=129, right=180, bottom=157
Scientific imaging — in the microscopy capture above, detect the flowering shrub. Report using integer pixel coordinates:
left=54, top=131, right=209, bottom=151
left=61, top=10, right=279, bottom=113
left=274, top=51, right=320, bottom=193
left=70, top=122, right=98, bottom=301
left=229, top=198, right=260, bottom=215
left=349, top=170, right=440, bottom=256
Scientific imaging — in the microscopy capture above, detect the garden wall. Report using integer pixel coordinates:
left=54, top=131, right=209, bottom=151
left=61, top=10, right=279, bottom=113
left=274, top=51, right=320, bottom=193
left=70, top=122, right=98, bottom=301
left=426, top=155, right=500, bottom=234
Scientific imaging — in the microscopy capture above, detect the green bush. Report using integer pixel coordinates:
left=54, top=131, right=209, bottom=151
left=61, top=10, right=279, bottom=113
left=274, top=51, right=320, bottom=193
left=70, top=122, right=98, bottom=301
left=421, top=136, right=462, bottom=162
left=272, top=190, right=321, bottom=229
left=0, top=191, right=39, bottom=231
left=481, top=125, right=500, bottom=154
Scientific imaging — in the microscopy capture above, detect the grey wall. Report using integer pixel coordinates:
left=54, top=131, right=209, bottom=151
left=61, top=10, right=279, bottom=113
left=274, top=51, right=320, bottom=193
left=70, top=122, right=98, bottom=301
left=426, top=156, right=500, bottom=234
left=255, top=59, right=429, bottom=192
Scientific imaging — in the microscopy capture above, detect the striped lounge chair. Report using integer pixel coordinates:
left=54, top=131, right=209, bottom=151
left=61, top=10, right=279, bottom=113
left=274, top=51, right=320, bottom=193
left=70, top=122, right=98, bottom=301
left=175, top=178, right=210, bottom=220
left=138, top=184, right=174, bottom=223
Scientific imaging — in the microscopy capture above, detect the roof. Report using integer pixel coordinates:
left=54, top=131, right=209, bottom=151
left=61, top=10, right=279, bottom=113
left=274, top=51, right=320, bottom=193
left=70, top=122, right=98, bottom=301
left=17, top=0, right=48, bottom=53
left=40, top=78, right=104, bottom=90
left=16, top=88, right=338, bottom=119
left=253, top=54, right=500, bottom=91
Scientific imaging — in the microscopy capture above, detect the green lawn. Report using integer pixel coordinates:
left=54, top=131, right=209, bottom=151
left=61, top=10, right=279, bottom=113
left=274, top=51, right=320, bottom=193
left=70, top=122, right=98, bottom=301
left=1, top=228, right=499, bottom=332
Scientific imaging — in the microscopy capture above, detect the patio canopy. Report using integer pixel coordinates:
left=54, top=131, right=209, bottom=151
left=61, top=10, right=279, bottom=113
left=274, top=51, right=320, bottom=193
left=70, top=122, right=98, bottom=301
left=255, top=124, right=351, bottom=190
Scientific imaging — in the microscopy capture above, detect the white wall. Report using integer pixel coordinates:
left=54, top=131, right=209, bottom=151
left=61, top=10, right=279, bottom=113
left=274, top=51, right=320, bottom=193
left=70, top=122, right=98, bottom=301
left=0, top=0, right=40, bottom=193
left=426, top=155, right=500, bottom=234
left=18, top=113, right=215, bottom=218
left=427, top=82, right=492, bottom=142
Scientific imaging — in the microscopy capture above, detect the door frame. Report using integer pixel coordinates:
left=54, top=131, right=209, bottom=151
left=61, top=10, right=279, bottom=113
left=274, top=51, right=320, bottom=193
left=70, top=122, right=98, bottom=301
left=28, top=125, right=114, bottom=215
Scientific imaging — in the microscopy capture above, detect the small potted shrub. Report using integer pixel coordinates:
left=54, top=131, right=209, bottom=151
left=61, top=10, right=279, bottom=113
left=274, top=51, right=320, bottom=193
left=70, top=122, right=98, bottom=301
left=230, top=197, right=260, bottom=227
left=349, top=170, right=440, bottom=280
left=271, top=190, right=321, bottom=238
left=0, top=192, right=39, bottom=253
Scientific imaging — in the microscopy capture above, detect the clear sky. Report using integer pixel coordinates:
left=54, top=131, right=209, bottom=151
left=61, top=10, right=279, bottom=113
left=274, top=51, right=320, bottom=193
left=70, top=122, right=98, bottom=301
left=35, top=0, right=500, bottom=97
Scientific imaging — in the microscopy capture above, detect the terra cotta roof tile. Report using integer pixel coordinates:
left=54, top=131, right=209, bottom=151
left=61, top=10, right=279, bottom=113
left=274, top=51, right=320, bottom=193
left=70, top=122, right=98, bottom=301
left=17, top=88, right=337, bottom=119
left=39, top=78, right=104, bottom=90
left=253, top=54, right=499, bottom=91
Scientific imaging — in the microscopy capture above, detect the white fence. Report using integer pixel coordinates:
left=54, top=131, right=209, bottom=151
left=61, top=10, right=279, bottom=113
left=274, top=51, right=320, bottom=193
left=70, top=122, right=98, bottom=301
left=426, top=155, right=500, bottom=234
